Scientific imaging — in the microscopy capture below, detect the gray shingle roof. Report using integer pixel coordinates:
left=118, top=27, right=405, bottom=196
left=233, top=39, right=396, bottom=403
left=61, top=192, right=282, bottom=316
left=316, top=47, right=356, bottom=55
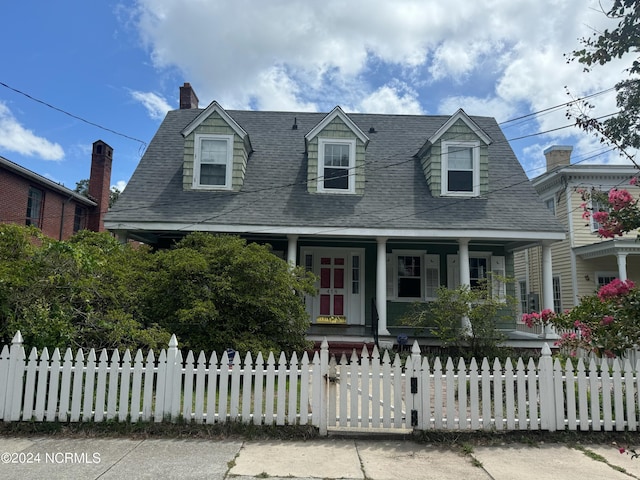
left=106, top=108, right=564, bottom=238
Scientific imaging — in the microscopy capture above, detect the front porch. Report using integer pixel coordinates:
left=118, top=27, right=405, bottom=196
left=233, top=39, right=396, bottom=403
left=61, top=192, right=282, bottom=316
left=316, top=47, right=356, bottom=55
left=284, top=234, right=560, bottom=350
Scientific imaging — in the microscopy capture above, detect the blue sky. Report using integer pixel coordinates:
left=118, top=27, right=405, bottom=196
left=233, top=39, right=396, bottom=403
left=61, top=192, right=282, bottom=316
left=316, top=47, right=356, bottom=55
left=1, top=1, right=636, bottom=193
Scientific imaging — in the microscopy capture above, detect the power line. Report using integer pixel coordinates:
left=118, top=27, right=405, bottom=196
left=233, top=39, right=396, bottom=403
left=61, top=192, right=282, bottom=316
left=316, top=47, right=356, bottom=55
left=0, top=81, right=148, bottom=149
left=499, top=87, right=617, bottom=126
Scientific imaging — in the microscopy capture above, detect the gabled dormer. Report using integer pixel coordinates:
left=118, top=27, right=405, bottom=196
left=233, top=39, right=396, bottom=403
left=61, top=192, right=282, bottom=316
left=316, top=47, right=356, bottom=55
left=305, top=106, right=369, bottom=195
left=417, top=109, right=492, bottom=197
left=181, top=101, right=252, bottom=192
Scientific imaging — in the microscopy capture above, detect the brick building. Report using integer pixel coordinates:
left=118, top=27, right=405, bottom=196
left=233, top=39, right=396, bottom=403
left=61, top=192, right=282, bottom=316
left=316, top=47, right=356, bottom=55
left=0, top=140, right=113, bottom=239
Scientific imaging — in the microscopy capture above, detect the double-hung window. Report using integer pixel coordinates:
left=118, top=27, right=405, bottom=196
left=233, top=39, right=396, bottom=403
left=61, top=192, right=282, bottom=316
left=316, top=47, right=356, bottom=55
left=469, top=256, right=488, bottom=289
left=397, top=255, right=422, bottom=298
left=318, top=138, right=355, bottom=193
left=447, top=253, right=506, bottom=301
left=73, top=205, right=86, bottom=233
left=590, top=192, right=609, bottom=232
left=597, top=272, right=617, bottom=289
left=545, top=198, right=555, bottom=215
left=26, top=187, right=44, bottom=228
left=193, top=134, right=234, bottom=189
left=390, top=252, right=441, bottom=301
left=441, top=141, right=479, bottom=196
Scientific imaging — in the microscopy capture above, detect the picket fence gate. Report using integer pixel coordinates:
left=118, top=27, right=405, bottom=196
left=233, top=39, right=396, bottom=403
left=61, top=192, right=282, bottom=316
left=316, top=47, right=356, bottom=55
left=1, top=331, right=639, bottom=435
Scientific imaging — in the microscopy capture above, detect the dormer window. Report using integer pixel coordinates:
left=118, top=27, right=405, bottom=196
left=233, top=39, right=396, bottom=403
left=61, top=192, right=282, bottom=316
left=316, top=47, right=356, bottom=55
left=441, top=141, right=480, bottom=196
left=318, top=138, right=356, bottom=193
left=193, top=133, right=233, bottom=189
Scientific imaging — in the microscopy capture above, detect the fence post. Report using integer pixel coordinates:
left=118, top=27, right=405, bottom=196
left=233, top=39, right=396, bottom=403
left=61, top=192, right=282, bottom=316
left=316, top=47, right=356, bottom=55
left=163, top=334, right=179, bottom=421
left=3, top=332, right=25, bottom=421
left=538, top=343, right=556, bottom=431
left=319, top=337, right=328, bottom=436
left=410, top=341, right=421, bottom=429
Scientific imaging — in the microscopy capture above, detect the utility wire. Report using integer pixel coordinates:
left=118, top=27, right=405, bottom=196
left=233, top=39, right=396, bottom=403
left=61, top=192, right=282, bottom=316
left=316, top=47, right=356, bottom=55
left=499, top=87, right=617, bottom=126
left=0, top=81, right=148, bottom=149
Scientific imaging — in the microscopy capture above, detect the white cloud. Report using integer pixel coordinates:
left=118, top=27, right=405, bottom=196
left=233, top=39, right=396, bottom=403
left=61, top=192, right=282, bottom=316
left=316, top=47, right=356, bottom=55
left=0, top=102, right=64, bottom=160
left=252, top=67, right=317, bottom=112
left=437, top=96, right=515, bottom=122
left=130, top=91, right=172, bottom=120
left=130, top=0, right=637, bottom=170
left=113, top=180, right=127, bottom=192
left=358, top=84, right=423, bottom=115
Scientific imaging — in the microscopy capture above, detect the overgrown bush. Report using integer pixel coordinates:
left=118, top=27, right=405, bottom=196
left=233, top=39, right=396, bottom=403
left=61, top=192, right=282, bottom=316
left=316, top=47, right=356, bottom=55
left=401, top=277, right=516, bottom=360
left=0, top=226, right=315, bottom=356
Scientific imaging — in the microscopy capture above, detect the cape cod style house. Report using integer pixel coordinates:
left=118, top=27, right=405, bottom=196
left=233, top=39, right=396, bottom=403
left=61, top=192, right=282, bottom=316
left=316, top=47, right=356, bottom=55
left=514, top=146, right=640, bottom=325
left=105, top=83, right=565, bottom=346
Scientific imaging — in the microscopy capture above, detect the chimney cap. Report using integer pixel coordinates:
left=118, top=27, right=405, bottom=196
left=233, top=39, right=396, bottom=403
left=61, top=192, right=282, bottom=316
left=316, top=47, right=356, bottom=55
left=543, top=145, right=573, bottom=155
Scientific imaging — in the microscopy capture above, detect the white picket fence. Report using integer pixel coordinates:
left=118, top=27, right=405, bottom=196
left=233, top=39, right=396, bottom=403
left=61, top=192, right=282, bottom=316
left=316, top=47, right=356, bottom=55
left=1, top=331, right=639, bottom=434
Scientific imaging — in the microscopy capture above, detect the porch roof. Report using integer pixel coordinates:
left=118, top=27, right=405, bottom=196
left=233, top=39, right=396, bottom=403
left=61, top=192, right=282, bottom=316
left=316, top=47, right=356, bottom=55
left=574, top=238, right=640, bottom=259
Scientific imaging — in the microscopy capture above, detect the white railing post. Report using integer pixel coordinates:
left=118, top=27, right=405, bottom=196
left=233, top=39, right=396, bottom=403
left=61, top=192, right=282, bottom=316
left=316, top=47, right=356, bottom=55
left=5, top=332, right=25, bottom=421
left=319, top=338, right=329, bottom=436
left=163, top=334, right=179, bottom=421
left=538, top=343, right=556, bottom=431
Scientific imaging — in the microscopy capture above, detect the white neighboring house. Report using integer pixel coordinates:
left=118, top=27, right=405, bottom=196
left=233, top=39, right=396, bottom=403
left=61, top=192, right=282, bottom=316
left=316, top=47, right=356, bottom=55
left=514, top=145, right=640, bottom=320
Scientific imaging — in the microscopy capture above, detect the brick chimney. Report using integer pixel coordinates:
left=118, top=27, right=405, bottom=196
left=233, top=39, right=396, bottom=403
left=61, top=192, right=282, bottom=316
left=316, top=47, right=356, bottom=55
left=180, top=82, right=199, bottom=109
left=87, top=140, right=113, bottom=232
left=544, top=145, right=572, bottom=172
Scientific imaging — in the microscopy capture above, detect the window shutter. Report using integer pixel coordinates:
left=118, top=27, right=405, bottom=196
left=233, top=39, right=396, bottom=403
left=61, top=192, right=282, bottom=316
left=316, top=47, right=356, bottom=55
left=491, top=255, right=506, bottom=302
left=447, top=254, right=460, bottom=289
left=424, top=254, right=440, bottom=299
left=386, top=254, right=394, bottom=298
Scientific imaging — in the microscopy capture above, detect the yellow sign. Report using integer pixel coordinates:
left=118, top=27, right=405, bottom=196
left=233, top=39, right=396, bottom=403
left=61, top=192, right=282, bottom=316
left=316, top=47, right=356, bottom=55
left=316, top=315, right=347, bottom=324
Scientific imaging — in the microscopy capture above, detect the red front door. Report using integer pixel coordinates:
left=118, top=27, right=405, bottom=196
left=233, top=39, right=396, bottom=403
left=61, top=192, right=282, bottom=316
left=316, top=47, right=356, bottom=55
left=319, top=256, right=346, bottom=318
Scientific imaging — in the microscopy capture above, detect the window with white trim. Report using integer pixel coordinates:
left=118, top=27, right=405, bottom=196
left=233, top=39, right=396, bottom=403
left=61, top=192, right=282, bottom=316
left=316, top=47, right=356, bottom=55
left=318, top=138, right=356, bottom=193
left=441, top=141, right=479, bottom=196
left=193, top=133, right=234, bottom=189
left=518, top=280, right=528, bottom=315
left=552, top=275, right=562, bottom=313
left=26, top=187, right=44, bottom=229
left=447, top=253, right=506, bottom=301
left=469, top=256, right=488, bottom=289
left=545, top=197, right=555, bottom=215
left=590, top=193, right=609, bottom=232
left=596, top=272, right=617, bottom=289
left=388, top=252, right=441, bottom=301
left=397, top=255, right=421, bottom=298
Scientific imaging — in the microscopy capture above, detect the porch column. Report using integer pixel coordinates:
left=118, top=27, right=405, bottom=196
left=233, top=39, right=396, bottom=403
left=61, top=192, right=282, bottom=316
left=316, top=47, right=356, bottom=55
left=541, top=242, right=555, bottom=337
left=458, top=238, right=472, bottom=332
left=376, top=237, right=390, bottom=336
left=287, top=235, right=298, bottom=268
left=617, top=253, right=628, bottom=281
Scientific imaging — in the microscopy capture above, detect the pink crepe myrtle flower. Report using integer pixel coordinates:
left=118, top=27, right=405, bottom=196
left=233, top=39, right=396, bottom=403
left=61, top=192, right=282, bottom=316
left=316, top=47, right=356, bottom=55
left=598, top=279, right=635, bottom=301
left=630, top=177, right=638, bottom=186
left=521, top=309, right=556, bottom=328
left=601, top=315, right=614, bottom=326
left=592, top=210, right=609, bottom=224
left=608, top=189, right=635, bottom=211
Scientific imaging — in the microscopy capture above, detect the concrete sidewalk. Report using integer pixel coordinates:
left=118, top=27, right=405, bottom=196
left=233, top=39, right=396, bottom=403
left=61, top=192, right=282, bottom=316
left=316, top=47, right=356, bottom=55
left=1, top=435, right=639, bottom=480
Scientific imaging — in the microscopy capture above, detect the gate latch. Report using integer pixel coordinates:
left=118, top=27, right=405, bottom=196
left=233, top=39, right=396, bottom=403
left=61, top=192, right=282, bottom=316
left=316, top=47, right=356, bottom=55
left=410, top=377, right=418, bottom=394
left=411, top=409, right=418, bottom=427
